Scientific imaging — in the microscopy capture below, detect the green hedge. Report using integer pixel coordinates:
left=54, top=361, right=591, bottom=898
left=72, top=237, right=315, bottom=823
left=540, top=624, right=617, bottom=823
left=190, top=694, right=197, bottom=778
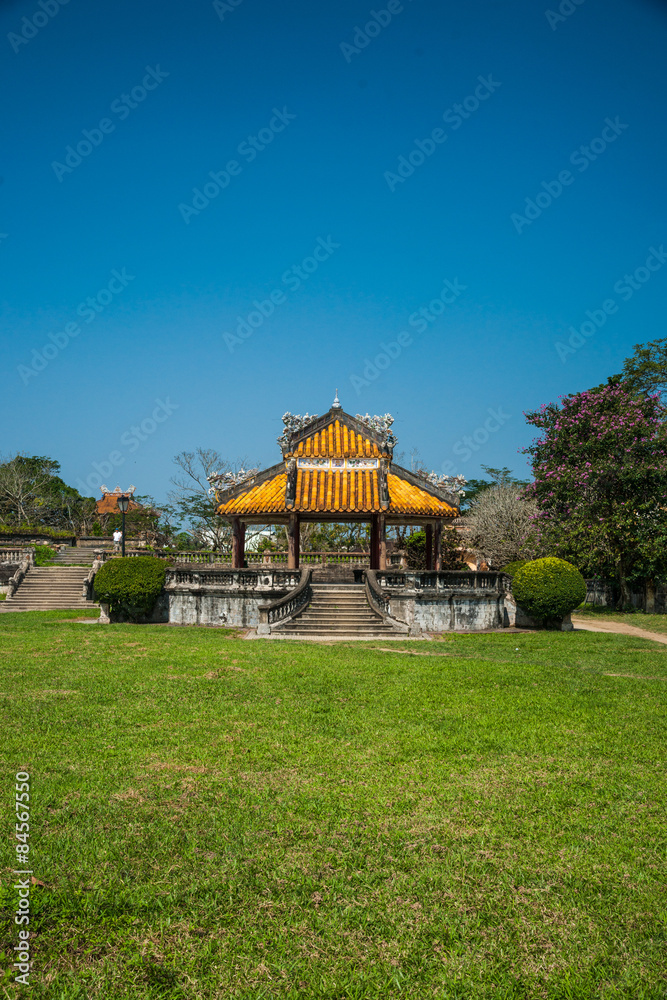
left=93, top=557, right=166, bottom=621
left=34, top=545, right=56, bottom=566
left=0, top=526, right=74, bottom=540
left=500, top=560, right=528, bottom=579
left=513, top=557, right=586, bottom=623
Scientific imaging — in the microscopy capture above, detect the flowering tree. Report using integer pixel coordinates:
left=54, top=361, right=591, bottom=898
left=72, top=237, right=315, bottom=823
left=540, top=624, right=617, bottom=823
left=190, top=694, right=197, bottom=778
left=523, top=382, right=667, bottom=607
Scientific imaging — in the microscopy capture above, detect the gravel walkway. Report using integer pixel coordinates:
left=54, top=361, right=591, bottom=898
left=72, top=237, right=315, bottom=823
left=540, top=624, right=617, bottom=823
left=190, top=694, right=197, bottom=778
left=572, top=616, right=667, bottom=646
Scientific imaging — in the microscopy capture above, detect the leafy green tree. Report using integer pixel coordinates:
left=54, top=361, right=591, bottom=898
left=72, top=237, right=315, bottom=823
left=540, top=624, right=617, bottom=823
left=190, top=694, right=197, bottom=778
left=523, top=382, right=667, bottom=607
left=0, top=454, right=92, bottom=531
left=622, top=337, right=667, bottom=403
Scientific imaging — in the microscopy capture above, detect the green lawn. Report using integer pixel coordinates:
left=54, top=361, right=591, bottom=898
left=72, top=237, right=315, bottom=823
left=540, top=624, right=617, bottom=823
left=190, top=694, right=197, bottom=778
left=1, top=612, right=665, bottom=999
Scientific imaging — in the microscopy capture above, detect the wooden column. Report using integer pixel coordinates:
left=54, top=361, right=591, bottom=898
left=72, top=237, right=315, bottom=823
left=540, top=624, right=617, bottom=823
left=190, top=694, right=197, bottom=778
left=433, top=521, right=442, bottom=572
left=379, top=514, right=387, bottom=571
left=287, top=513, right=300, bottom=570
left=231, top=518, right=245, bottom=569
left=425, top=523, right=434, bottom=570
left=370, top=514, right=380, bottom=570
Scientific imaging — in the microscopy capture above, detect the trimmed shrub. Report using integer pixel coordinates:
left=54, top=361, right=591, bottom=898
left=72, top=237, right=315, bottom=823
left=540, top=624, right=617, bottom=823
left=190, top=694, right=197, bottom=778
left=93, top=556, right=166, bottom=621
left=501, top=560, right=528, bottom=579
left=512, top=557, right=586, bottom=623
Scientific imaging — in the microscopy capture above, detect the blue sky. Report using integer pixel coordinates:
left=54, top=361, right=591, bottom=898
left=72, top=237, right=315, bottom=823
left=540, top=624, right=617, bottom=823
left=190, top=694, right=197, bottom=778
left=2, top=0, right=667, bottom=503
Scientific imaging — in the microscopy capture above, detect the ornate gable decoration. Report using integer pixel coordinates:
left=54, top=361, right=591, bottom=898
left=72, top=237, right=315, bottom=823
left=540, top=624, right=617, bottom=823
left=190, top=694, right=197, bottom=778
left=278, top=408, right=396, bottom=460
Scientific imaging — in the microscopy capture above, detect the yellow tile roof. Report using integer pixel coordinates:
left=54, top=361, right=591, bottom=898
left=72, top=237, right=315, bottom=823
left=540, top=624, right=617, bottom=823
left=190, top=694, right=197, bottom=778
left=292, top=419, right=382, bottom=459
left=386, top=473, right=457, bottom=516
left=217, top=472, right=288, bottom=516
left=294, top=468, right=380, bottom=512
left=216, top=467, right=457, bottom=517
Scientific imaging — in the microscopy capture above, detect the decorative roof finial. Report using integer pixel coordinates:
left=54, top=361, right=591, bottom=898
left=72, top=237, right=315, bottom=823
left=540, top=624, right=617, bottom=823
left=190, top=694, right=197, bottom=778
left=332, top=388, right=342, bottom=410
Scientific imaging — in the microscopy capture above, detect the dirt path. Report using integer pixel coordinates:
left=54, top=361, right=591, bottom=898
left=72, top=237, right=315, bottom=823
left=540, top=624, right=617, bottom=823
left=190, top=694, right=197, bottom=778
left=572, top=616, right=667, bottom=645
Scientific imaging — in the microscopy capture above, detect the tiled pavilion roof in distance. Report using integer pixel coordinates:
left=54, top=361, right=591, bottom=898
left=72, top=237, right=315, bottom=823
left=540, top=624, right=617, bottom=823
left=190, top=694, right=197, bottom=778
left=212, top=403, right=460, bottom=521
left=95, top=485, right=142, bottom=516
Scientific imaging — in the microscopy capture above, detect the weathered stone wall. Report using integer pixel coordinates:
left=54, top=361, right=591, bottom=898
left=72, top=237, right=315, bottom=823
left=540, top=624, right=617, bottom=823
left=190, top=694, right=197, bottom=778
left=0, top=563, right=19, bottom=586
left=168, top=590, right=279, bottom=627
left=387, top=592, right=504, bottom=631
left=165, top=567, right=302, bottom=627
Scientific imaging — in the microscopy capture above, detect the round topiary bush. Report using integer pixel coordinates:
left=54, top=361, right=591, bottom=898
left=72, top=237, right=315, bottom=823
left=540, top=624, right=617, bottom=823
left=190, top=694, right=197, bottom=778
left=512, top=557, right=586, bottom=624
left=500, top=560, right=528, bottom=579
left=93, top=556, right=166, bottom=621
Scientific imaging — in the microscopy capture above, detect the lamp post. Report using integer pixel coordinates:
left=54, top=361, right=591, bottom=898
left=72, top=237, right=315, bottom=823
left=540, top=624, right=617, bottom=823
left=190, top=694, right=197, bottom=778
left=117, top=494, right=130, bottom=557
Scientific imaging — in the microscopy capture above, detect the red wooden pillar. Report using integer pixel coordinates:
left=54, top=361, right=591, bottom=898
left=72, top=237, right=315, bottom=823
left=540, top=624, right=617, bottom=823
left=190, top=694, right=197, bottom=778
left=379, top=514, right=387, bottom=571
left=425, top=523, right=434, bottom=570
left=433, top=521, right=442, bottom=572
left=231, top=518, right=245, bottom=569
left=370, top=514, right=380, bottom=570
left=287, top=513, right=300, bottom=570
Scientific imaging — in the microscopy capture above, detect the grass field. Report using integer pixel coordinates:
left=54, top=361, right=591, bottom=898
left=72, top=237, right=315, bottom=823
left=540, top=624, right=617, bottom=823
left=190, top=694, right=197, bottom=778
left=1, top=611, right=665, bottom=999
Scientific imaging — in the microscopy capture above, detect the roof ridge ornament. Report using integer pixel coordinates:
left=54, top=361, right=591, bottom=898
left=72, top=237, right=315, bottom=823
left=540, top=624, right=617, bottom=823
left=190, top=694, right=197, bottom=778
left=332, top=389, right=342, bottom=410
left=277, top=411, right=319, bottom=450
left=416, top=470, right=467, bottom=497
left=355, top=412, right=397, bottom=448
left=208, top=467, right=259, bottom=493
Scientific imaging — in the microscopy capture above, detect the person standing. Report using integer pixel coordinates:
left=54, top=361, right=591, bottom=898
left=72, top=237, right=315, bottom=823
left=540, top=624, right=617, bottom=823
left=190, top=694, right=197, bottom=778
left=113, top=528, right=123, bottom=553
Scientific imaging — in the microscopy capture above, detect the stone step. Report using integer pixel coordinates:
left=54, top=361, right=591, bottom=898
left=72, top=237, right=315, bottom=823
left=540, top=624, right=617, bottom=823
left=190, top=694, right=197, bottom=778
left=274, top=625, right=396, bottom=638
left=299, top=608, right=379, bottom=622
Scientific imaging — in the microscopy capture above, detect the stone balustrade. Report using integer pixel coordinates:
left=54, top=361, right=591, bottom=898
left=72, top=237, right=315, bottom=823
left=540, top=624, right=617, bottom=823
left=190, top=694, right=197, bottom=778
left=0, top=547, right=35, bottom=565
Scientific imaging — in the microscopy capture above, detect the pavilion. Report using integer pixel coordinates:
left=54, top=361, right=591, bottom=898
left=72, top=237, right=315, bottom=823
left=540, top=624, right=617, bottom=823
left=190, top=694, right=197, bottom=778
left=210, top=396, right=462, bottom=571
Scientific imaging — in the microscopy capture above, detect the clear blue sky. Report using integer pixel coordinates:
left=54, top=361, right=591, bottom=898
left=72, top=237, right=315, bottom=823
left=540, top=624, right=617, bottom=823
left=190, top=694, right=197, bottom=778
left=2, top=0, right=667, bottom=501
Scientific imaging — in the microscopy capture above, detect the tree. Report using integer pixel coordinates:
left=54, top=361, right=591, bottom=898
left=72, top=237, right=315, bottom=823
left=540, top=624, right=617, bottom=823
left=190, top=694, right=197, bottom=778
left=622, top=337, right=667, bottom=403
left=0, top=454, right=91, bottom=532
left=169, top=449, right=265, bottom=551
left=168, top=449, right=232, bottom=550
left=465, top=483, right=540, bottom=569
left=523, top=382, right=667, bottom=607
left=460, top=466, right=529, bottom=511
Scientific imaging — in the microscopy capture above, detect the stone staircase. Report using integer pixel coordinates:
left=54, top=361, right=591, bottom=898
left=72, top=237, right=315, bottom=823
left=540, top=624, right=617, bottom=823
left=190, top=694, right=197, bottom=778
left=2, top=546, right=99, bottom=612
left=274, top=583, right=406, bottom=639
left=52, top=547, right=100, bottom=566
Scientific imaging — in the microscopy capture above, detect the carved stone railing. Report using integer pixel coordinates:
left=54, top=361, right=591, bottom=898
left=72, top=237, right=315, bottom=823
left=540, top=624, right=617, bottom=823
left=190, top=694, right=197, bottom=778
left=364, top=570, right=411, bottom=634
left=0, top=547, right=35, bottom=565
left=375, top=570, right=509, bottom=593
left=257, top=568, right=313, bottom=634
left=5, top=553, right=34, bottom=601
left=164, top=567, right=301, bottom=590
